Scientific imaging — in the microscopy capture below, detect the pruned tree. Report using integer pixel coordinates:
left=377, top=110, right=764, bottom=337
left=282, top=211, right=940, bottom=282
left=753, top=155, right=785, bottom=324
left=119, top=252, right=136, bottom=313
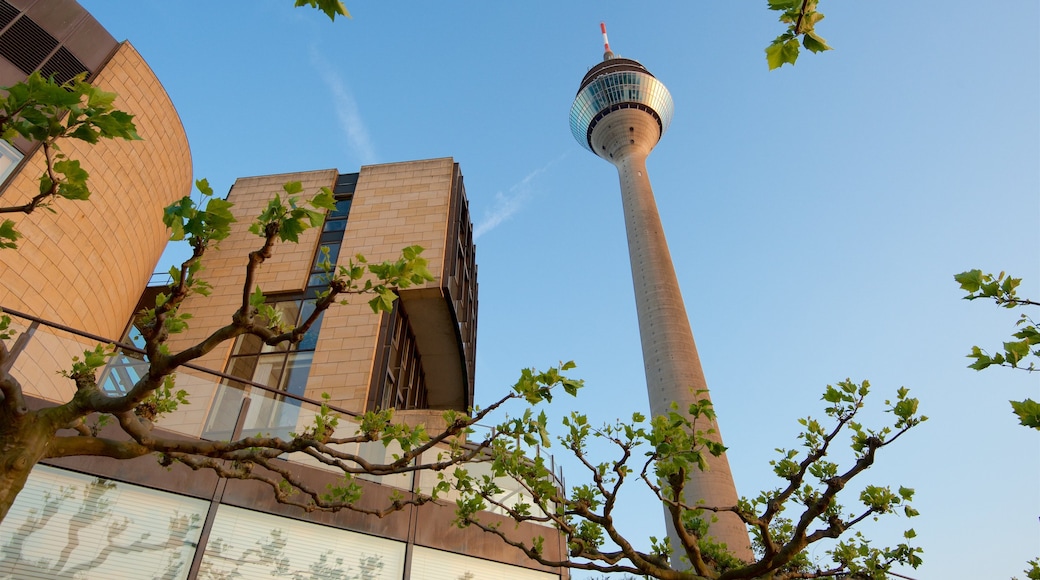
left=954, top=270, right=1040, bottom=430
left=0, top=0, right=492, bottom=525
left=449, top=380, right=926, bottom=579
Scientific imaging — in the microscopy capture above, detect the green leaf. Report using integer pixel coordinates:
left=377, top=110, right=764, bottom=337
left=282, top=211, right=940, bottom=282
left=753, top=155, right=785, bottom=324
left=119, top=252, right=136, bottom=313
left=767, top=0, right=801, bottom=10
left=802, top=30, right=831, bottom=53
left=1004, top=340, right=1030, bottom=366
left=766, top=39, right=787, bottom=70
left=766, top=37, right=801, bottom=70
left=283, top=181, right=304, bottom=195
left=952, top=270, right=981, bottom=293
left=310, top=186, right=337, bottom=211
left=966, top=346, right=993, bottom=370
left=195, top=178, right=214, bottom=197
left=250, top=286, right=265, bottom=309
left=1010, top=399, right=1040, bottom=430
left=279, top=216, right=306, bottom=243
left=402, top=245, right=423, bottom=260
left=0, top=219, right=21, bottom=249
left=294, top=0, right=350, bottom=20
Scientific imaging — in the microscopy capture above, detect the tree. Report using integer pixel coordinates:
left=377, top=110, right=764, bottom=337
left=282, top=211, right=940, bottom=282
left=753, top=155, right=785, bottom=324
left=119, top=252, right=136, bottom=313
left=450, top=379, right=925, bottom=579
left=954, top=270, right=1040, bottom=430
left=0, top=0, right=483, bottom=525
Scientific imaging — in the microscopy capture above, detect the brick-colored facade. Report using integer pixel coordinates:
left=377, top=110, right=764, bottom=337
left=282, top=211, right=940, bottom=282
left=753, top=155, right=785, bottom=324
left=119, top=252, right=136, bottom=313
left=172, top=158, right=474, bottom=415
left=0, top=40, right=191, bottom=401
left=0, top=42, right=190, bottom=339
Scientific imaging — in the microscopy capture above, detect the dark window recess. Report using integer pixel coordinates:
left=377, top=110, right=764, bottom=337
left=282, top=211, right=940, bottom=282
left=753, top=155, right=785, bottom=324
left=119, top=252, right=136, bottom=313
left=307, top=173, right=356, bottom=290
left=445, top=168, right=478, bottom=400
left=39, top=46, right=87, bottom=85
left=368, top=165, right=478, bottom=412
left=369, top=301, right=428, bottom=412
left=0, top=14, right=57, bottom=75
left=0, top=2, right=19, bottom=32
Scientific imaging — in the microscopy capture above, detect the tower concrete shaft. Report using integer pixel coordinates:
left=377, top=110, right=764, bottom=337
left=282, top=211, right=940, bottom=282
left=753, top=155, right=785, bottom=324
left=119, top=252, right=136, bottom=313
left=571, top=50, right=753, bottom=563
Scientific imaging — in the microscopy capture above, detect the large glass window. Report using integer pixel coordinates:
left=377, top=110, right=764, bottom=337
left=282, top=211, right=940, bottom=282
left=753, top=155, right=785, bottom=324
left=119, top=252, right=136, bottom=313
left=0, top=465, right=207, bottom=580
left=369, top=300, right=428, bottom=412
left=205, top=175, right=357, bottom=439
left=201, top=505, right=405, bottom=579
left=204, top=297, right=325, bottom=439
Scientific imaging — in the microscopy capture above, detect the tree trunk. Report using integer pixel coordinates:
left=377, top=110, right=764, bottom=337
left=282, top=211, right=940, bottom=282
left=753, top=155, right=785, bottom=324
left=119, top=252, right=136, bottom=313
left=0, top=409, right=55, bottom=523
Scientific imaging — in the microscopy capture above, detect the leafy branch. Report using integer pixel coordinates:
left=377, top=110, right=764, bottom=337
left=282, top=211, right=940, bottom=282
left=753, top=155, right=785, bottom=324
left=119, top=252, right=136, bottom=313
left=0, top=71, right=140, bottom=248
left=955, top=269, right=1040, bottom=430
left=450, top=379, right=925, bottom=579
left=0, top=179, right=449, bottom=523
left=765, top=0, right=831, bottom=70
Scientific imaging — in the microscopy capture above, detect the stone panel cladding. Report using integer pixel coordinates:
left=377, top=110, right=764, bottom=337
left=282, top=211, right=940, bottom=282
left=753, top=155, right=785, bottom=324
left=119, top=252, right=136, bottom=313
left=165, top=159, right=454, bottom=414
left=165, top=169, right=338, bottom=374
left=304, top=158, right=453, bottom=412
left=0, top=41, right=191, bottom=401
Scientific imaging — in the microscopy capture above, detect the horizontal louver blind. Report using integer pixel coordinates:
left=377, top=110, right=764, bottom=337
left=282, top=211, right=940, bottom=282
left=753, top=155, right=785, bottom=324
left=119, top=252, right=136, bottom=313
left=201, top=504, right=406, bottom=579
left=411, top=545, right=558, bottom=580
left=0, top=464, right=208, bottom=580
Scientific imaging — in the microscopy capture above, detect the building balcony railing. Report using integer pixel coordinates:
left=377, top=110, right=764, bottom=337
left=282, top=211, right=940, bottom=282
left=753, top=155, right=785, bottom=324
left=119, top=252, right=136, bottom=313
left=1, top=306, right=562, bottom=526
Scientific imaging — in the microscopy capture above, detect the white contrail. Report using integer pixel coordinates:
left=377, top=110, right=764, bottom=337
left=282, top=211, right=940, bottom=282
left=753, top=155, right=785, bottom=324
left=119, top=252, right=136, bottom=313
left=310, top=49, right=377, bottom=165
left=473, top=154, right=566, bottom=239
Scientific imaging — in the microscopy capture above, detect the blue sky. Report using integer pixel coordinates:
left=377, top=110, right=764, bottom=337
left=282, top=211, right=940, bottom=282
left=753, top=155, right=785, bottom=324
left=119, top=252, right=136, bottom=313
left=80, top=2, right=1039, bottom=578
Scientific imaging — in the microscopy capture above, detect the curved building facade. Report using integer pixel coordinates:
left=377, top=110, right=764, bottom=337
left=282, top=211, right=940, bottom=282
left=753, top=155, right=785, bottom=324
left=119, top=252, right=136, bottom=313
left=0, top=0, right=191, bottom=346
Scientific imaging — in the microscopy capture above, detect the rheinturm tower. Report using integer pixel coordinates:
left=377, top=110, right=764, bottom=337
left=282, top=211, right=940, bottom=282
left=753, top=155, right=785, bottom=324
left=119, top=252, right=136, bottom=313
left=569, top=25, right=752, bottom=561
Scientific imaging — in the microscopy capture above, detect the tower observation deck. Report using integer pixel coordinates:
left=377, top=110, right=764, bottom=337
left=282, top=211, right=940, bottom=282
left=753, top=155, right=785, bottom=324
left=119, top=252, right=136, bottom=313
left=569, top=26, right=753, bottom=563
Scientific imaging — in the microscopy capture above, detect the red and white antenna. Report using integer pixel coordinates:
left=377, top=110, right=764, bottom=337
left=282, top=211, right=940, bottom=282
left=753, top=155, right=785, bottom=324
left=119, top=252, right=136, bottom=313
left=600, top=22, right=615, bottom=59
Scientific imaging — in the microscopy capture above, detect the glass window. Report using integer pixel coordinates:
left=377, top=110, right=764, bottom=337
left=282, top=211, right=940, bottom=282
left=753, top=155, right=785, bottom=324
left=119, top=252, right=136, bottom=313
left=0, top=139, right=23, bottom=184
left=207, top=295, right=324, bottom=438
left=329, top=198, right=352, bottom=218
left=411, top=545, right=555, bottom=580
left=0, top=465, right=207, bottom=580
left=201, top=505, right=405, bottom=579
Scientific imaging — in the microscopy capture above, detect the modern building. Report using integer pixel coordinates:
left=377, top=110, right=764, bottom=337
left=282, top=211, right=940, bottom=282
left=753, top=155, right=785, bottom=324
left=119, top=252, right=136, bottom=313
left=0, top=2, right=566, bottom=579
left=569, top=26, right=753, bottom=560
left=0, top=0, right=191, bottom=342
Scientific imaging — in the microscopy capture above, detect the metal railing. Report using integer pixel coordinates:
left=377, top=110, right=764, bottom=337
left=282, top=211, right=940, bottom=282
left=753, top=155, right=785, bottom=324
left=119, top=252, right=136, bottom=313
left=2, top=306, right=564, bottom=523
